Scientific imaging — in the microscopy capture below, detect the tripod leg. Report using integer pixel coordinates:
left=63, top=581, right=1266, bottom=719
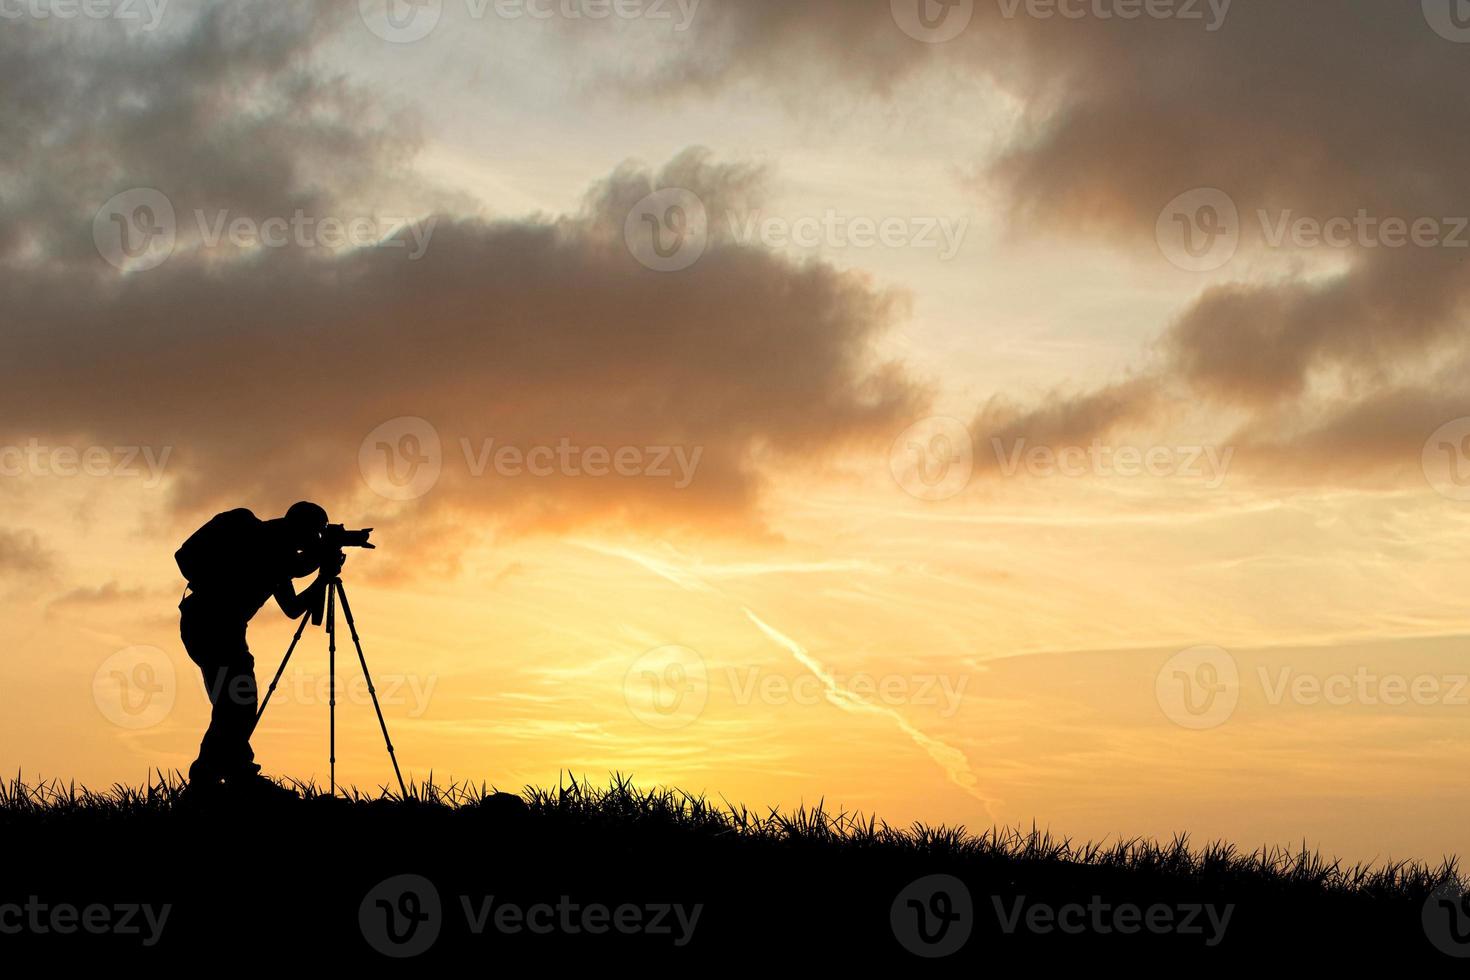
left=252, top=612, right=311, bottom=735
left=334, top=581, right=409, bottom=798
left=327, top=581, right=336, bottom=797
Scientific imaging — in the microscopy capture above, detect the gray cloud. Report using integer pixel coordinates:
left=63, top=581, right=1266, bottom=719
left=1, top=4, right=926, bottom=556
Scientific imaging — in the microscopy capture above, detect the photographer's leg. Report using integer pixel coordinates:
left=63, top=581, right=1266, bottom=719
left=186, top=621, right=258, bottom=784
left=218, top=651, right=260, bottom=779
left=190, top=659, right=232, bottom=784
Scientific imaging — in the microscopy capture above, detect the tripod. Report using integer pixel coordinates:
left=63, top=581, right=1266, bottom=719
left=252, top=577, right=408, bottom=797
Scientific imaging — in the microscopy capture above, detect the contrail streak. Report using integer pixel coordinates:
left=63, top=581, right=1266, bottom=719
left=743, top=608, right=994, bottom=818
left=584, top=541, right=996, bottom=817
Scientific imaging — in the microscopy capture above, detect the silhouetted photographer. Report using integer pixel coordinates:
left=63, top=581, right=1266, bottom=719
left=175, top=502, right=344, bottom=796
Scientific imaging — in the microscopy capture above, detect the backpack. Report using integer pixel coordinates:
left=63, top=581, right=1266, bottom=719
left=175, top=509, right=263, bottom=588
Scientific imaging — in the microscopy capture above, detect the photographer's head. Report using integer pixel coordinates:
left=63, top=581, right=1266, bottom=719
left=284, top=501, right=329, bottom=550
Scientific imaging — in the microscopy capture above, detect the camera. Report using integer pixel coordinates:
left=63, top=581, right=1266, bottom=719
left=322, top=524, right=375, bottom=551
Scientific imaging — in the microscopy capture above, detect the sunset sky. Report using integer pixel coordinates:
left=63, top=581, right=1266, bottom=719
left=6, top=0, right=1470, bottom=866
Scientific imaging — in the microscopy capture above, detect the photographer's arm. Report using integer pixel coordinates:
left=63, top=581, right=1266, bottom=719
left=273, top=551, right=343, bottom=620
left=273, top=576, right=327, bottom=620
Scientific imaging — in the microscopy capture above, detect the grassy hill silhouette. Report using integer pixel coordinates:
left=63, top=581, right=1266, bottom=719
left=2, top=772, right=1462, bottom=965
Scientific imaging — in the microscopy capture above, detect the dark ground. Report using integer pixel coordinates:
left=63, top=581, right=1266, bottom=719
left=1, top=774, right=1463, bottom=967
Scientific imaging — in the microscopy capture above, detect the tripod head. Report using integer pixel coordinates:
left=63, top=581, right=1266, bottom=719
left=308, top=560, right=346, bottom=626
left=306, top=538, right=357, bottom=625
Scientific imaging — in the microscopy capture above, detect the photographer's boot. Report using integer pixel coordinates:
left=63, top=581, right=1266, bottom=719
left=225, top=771, right=299, bottom=802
